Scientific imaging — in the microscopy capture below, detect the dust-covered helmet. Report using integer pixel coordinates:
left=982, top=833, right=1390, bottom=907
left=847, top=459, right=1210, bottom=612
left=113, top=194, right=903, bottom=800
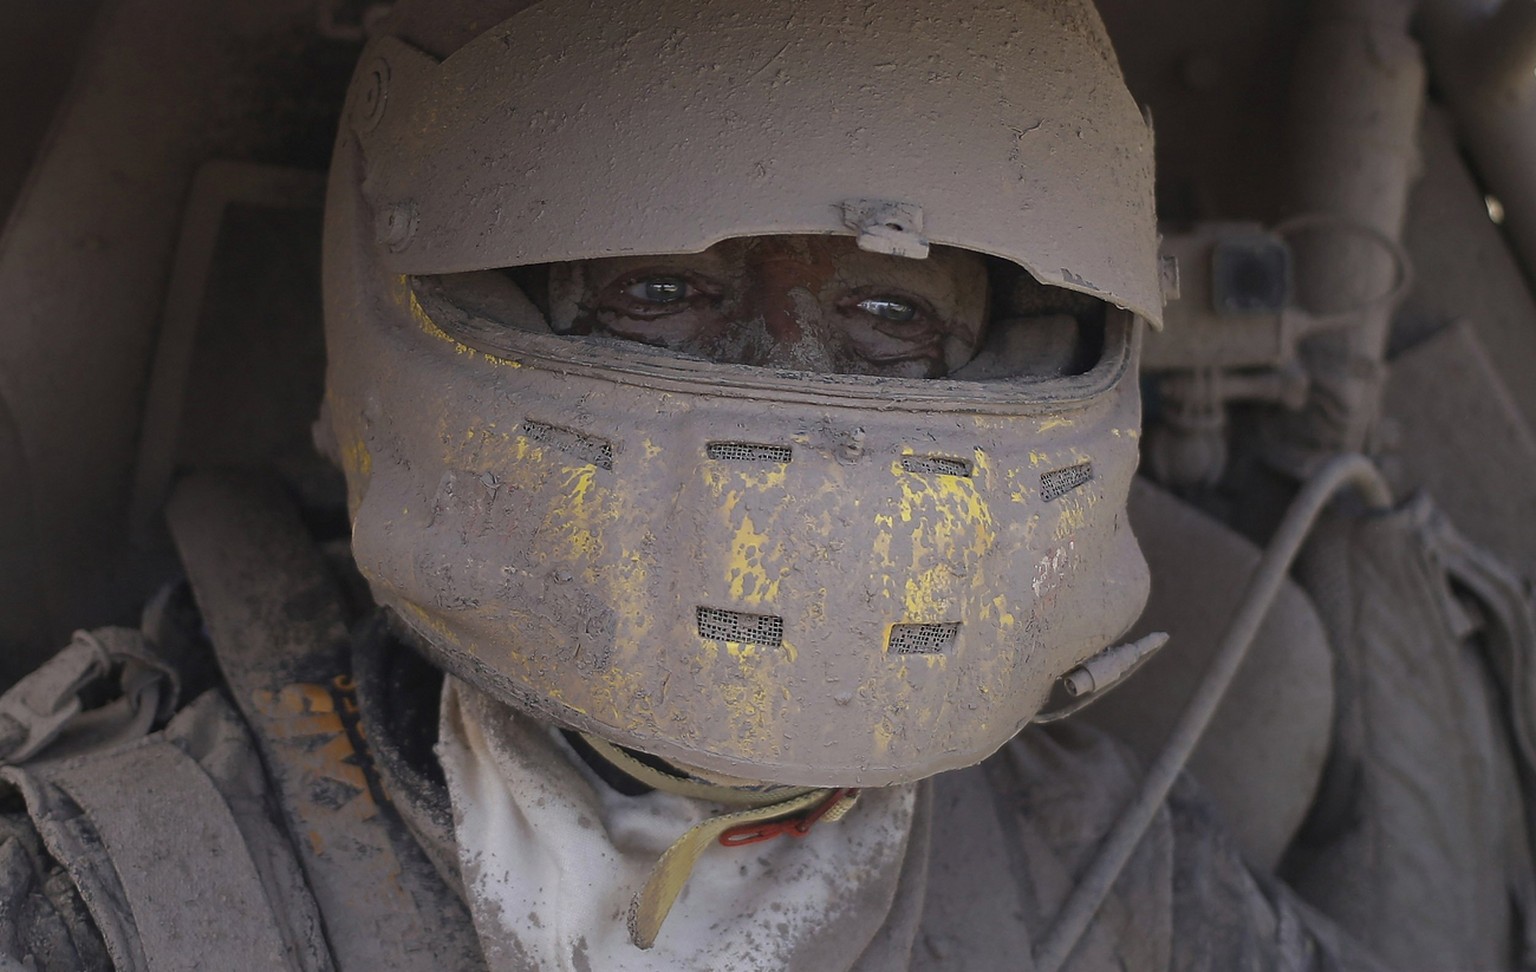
left=324, top=0, right=1160, bottom=787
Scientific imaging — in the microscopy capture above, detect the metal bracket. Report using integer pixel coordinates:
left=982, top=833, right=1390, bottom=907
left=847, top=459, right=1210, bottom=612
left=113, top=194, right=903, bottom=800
left=840, top=199, right=929, bottom=259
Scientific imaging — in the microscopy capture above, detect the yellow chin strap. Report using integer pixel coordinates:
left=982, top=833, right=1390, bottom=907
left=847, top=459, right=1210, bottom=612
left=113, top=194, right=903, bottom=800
left=577, top=733, right=861, bottom=950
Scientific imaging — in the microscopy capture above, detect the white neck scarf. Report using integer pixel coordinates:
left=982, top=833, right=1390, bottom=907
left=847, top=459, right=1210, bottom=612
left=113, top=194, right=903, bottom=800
left=438, top=677, right=919, bottom=972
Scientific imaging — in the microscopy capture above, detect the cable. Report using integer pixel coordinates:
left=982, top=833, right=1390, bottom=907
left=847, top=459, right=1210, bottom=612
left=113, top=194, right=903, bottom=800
left=1032, top=453, right=1393, bottom=972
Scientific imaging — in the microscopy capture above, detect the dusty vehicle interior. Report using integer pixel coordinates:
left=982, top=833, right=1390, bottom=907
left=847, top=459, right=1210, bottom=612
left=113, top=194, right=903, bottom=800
left=2, top=0, right=1535, bottom=966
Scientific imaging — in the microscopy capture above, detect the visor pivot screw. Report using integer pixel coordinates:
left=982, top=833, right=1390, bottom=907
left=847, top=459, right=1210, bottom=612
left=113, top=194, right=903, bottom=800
left=376, top=201, right=418, bottom=252
left=353, top=57, right=390, bottom=133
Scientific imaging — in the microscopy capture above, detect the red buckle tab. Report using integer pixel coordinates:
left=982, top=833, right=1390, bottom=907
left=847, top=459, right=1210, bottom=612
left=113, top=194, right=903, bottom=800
left=718, top=788, right=858, bottom=848
left=719, top=824, right=778, bottom=847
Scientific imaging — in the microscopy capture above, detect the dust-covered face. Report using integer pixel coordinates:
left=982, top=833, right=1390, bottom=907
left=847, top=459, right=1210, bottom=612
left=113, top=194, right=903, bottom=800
left=547, top=235, right=989, bottom=378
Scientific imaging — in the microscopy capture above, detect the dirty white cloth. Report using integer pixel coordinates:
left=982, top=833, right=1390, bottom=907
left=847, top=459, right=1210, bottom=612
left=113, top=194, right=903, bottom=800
left=438, top=677, right=918, bottom=972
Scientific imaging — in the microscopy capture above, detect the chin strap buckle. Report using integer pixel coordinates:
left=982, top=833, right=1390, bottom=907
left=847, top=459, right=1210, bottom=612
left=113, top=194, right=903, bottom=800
left=718, top=787, right=862, bottom=847
left=628, top=786, right=863, bottom=949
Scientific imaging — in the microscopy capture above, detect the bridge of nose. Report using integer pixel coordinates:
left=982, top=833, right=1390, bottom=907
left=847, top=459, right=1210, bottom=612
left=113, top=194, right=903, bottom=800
left=742, top=242, right=843, bottom=370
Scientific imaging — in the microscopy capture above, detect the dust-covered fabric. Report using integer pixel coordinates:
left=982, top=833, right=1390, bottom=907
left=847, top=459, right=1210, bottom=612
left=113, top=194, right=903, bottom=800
left=0, top=625, right=1396, bottom=972
left=0, top=689, right=334, bottom=972
left=438, top=677, right=924, bottom=972
left=1283, top=499, right=1536, bottom=970
left=914, top=723, right=1387, bottom=972
left=0, top=623, right=333, bottom=972
left=0, top=811, right=110, bottom=971
left=442, top=672, right=1385, bottom=972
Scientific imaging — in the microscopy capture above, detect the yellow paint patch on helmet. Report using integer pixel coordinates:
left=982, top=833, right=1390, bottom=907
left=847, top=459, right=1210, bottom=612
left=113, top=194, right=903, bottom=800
left=718, top=677, right=775, bottom=748
left=723, top=640, right=759, bottom=660
left=725, top=513, right=783, bottom=606
left=701, top=458, right=789, bottom=500
left=892, top=464, right=995, bottom=562
left=686, top=635, right=791, bottom=755
left=541, top=463, right=615, bottom=564
left=1055, top=501, right=1089, bottom=536
left=608, top=549, right=653, bottom=642
left=868, top=454, right=1000, bottom=627
left=991, top=594, right=1017, bottom=629
left=736, top=466, right=788, bottom=490
left=871, top=528, right=893, bottom=567
left=700, top=464, right=730, bottom=500
left=903, top=571, right=953, bottom=622
left=399, top=275, right=523, bottom=369
left=1003, top=466, right=1032, bottom=505
left=593, top=665, right=658, bottom=732
left=340, top=434, right=372, bottom=482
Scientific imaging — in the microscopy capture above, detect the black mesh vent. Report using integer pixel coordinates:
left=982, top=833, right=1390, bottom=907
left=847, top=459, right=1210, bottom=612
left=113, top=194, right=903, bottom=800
left=522, top=420, right=614, bottom=470
left=900, top=456, right=972, bottom=477
left=696, top=607, right=785, bottom=647
left=707, top=442, right=793, bottom=464
left=887, top=623, right=960, bottom=655
left=1040, top=462, right=1093, bottom=501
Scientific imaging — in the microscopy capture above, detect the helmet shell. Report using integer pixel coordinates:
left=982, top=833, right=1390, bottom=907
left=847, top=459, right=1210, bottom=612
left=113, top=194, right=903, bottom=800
left=350, top=0, right=1161, bottom=323
left=325, top=0, right=1156, bottom=786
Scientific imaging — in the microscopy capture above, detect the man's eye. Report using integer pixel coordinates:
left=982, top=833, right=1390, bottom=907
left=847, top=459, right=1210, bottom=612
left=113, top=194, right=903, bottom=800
left=625, top=277, right=692, bottom=304
left=857, top=297, right=917, bottom=323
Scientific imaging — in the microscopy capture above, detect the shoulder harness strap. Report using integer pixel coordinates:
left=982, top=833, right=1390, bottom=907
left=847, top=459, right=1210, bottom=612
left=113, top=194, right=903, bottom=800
left=166, top=472, right=483, bottom=972
left=5, top=724, right=305, bottom=971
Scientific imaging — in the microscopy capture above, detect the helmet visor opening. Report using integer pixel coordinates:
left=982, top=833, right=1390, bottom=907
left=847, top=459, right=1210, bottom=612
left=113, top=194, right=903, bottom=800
left=408, top=253, right=1132, bottom=412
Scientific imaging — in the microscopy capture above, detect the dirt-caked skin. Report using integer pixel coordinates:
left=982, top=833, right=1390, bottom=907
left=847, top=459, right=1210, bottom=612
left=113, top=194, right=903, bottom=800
left=549, top=236, right=990, bottom=378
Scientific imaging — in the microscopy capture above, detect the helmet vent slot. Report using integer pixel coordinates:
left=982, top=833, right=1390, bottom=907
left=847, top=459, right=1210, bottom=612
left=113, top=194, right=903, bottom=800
left=696, top=607, right=785, bottom=647
left=522, top=420, right=614, bottom=470
left=1040, top=462, right=1093, bottom=501
left=900, top=456, right=972, bottom=477
left=888, top=623, right=959, bottom=655
left=707, top=442, right=793, bottom=464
